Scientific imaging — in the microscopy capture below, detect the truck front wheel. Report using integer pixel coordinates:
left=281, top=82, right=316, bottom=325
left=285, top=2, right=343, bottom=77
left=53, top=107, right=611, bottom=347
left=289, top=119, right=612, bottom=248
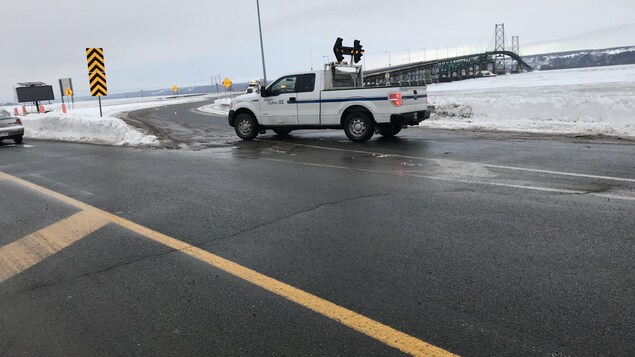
left=235, top=113, right=259, bottom=140
left=344, top=112, right=374, bottom=142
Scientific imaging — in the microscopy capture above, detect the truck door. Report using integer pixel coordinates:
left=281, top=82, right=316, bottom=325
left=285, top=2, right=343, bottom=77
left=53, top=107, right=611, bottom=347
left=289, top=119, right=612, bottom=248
left=296, top=73, right=320, bottom=125
left=261, top=75, right=299, bottom=125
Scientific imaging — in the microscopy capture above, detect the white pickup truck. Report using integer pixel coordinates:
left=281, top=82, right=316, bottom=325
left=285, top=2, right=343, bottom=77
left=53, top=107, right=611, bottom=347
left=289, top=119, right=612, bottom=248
left=228, top=64, right=429, bottom=142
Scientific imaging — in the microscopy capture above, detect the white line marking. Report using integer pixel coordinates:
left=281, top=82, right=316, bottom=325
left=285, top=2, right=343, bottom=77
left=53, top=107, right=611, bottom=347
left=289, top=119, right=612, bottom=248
left=0, top=144, right=34, bottom=148
left=483, top=164, right=635, bottom=183
left=591, top=193, right=635, bottom=201
left=261, top=139, right=635, bottom=184
left=261, top=157, right=635, bottom=201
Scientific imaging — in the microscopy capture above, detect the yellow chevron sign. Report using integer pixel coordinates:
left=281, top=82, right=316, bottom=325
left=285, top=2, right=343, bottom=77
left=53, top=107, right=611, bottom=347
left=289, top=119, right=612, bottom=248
left=86, top=48, right=107, bottom=96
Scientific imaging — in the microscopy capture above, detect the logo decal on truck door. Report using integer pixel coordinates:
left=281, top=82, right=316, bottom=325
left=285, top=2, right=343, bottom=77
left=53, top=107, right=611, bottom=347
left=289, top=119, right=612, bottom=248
left=264, top=99, right=286, bottom=105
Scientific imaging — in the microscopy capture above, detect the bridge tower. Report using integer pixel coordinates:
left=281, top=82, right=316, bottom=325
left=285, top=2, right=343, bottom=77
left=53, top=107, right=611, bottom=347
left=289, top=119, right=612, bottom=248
left=494, top=23, right=506, bottom=74
left=511, top=36, right=520, bottom=73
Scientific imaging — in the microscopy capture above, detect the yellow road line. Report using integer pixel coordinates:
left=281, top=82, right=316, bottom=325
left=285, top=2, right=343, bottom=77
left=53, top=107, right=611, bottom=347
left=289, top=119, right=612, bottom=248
left=0, top=170, right=457, bottom=356
left=0, top=210, right=109, bottom=284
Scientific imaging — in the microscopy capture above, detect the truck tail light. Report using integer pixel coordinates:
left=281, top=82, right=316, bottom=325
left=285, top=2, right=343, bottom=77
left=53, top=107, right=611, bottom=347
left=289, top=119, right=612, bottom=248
left=388, top=92, right=402, bottom=107
left=15, top=118, right=22, bottom=125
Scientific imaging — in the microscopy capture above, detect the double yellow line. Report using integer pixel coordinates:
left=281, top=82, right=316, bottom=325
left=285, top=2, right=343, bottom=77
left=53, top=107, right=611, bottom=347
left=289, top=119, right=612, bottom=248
left=0, top=170, right=456, bottom=356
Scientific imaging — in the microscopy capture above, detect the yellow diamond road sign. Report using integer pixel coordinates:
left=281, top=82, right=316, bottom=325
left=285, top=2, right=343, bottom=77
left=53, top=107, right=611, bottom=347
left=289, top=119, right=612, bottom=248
left=65, top=88, right=73, bottom=97
left=172, top=85, right=178, bottom=92
left=223, top=77, right=232, bottom=88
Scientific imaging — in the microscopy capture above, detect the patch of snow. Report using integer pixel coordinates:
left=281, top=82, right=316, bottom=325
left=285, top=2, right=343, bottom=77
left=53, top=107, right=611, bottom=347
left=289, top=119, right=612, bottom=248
left=22, top=113, right=157, bottom=146
left=198, top=98, right=232, bottom=116
left=423, top=64, right=635, bottom=138
left=2, top=95, right=212, bottom=146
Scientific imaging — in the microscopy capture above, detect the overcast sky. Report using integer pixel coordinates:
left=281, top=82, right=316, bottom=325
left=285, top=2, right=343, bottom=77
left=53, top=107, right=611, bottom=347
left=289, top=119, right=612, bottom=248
left=1, top=0, right=634, bottom=102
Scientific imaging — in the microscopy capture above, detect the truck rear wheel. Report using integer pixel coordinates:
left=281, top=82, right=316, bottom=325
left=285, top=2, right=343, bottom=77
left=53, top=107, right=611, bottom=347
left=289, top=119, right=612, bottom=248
left=344, top=111, right=374, bottom=142
left=234, top=113, right=259, bottom=140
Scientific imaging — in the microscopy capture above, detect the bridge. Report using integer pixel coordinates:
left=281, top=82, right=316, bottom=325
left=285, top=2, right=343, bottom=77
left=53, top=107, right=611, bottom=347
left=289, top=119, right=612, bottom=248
left=362, top=24, right=533, bottom=85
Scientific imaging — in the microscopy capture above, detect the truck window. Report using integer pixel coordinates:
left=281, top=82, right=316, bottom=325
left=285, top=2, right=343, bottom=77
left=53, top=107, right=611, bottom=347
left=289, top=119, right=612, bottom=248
left=297, top=74, right=316, bottom=93
left=332, top=71, right=356, bottom=88
left=269, top=75, right=298, bottom=96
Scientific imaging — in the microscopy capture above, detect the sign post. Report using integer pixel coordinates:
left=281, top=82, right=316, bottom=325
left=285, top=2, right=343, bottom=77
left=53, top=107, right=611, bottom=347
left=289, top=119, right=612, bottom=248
left=172, top=84, right=179, bottom=98
left=223, top=77, right=232, bottom=98
left=86, top=48, right=108, bottom=117
left=63, top=88, right=73, bottom=113
left=59, top=78, right=74, bottom=108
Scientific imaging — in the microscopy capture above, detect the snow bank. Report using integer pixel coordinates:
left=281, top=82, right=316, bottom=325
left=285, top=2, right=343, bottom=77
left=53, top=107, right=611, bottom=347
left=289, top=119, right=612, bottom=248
left=4, top=96, right=212, bottom=146
left=423, top=65, right=635, bottom=138
left=197, top=97, right=231, bottom=116
left=22, top=113, right=157, bottom=146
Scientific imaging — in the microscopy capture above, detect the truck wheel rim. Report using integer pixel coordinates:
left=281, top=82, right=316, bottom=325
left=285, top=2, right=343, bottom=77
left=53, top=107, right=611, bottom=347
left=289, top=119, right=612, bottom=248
left=350, top=118, right=366, bottom=137
left=239, top=119, right=251, bottom=135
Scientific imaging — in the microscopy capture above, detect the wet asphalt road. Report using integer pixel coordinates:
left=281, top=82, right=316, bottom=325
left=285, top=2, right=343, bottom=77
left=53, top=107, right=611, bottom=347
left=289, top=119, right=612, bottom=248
left=1, top=99, right=634, bottom=356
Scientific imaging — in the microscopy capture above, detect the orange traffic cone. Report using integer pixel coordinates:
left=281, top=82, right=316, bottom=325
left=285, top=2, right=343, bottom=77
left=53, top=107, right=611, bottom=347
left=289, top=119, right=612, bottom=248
left=39, top=105, right=45, bottom=113
left=62, top=103, right=67, bottom=114
left=13, top=108, right=19, bottom=116
left=22, top=106, right=28, bottom=115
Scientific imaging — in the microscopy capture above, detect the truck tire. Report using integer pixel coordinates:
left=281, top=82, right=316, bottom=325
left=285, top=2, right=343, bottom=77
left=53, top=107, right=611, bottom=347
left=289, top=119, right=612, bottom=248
left=273, top=128, right=292, bottom=136
left=234, top=113, right=259, bottom=140
left=14, top=136, right=23, bottom=144
left=378, top=124, right=402, bottom=137
left=344, top=111, right=374, bottom=142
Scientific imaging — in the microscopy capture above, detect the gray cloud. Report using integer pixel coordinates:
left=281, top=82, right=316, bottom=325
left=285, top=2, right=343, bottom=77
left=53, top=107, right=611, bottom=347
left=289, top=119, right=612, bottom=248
left=1, top=0, right=634, bottom=101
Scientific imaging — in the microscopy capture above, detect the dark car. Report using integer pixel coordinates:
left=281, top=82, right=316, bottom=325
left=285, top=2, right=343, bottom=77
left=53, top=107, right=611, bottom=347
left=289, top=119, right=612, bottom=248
left=0, top=109, right=24, bottom=144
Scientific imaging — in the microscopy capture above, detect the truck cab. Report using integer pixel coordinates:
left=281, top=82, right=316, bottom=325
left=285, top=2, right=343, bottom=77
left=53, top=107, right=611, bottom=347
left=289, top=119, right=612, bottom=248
left=245, top=80, right=260, bottom=94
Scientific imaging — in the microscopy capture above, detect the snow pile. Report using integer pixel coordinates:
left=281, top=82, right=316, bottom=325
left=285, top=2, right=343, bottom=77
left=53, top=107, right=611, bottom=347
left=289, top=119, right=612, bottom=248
left=197, top=97, right=232, bottom=116
left=423, top=64, right=635, bottom=138
left=22, top=113, right=157, bottom=146
left=2, top=96, right=213, bottom=146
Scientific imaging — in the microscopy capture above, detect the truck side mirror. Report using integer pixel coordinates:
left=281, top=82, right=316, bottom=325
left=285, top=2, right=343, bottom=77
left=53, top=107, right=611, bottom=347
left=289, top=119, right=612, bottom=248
left=260, top=86, right=266, bottom=97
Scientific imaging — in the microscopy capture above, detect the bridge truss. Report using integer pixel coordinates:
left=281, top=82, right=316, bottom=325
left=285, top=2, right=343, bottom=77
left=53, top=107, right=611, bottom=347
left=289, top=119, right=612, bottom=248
left=363, top=51, right=533, bottom=86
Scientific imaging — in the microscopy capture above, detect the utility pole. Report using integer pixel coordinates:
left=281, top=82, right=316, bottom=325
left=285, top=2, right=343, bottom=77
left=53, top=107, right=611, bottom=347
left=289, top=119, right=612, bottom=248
left=256, top=0, right=267, bottom=85
left=385, top=50, right=391, bottom=67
